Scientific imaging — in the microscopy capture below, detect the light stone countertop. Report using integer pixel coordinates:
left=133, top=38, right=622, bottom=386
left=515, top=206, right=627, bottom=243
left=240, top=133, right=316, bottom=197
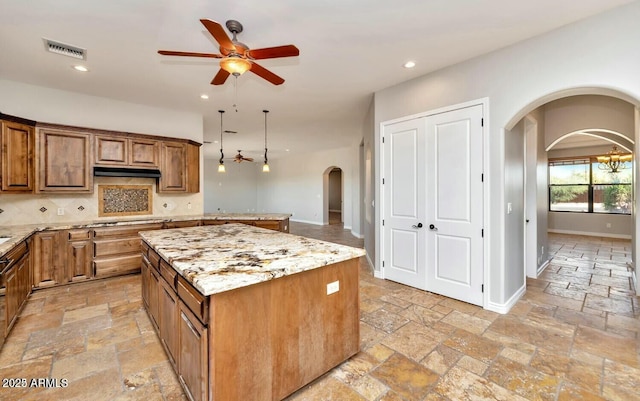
left=140, top=223, right=366, bottom=296
left=0, top=213, right=291, bottom=255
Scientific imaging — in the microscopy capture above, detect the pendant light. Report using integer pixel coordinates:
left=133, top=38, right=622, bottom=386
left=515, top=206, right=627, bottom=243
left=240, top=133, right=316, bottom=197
left=262, top=110, right=270, bottom=173
left=218, top=110, right=226, bottom=173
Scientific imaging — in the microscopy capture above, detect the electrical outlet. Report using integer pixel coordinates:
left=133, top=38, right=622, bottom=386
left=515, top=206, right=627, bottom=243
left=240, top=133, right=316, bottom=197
left=606, top=223, right=611, bottom=228
left=326, top=280, right=340, bottom=295
left=57, top=208, right=64, bottom=216
left=187, top=202, right=192, bottom=210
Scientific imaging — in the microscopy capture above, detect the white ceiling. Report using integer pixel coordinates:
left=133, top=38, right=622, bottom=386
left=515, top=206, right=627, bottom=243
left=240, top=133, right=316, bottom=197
left=0, top=0, right=635, bottom=160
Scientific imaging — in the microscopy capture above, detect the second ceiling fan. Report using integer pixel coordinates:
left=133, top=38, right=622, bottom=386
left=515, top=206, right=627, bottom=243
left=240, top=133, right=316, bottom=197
left=158, top=19, right=299, bottom=85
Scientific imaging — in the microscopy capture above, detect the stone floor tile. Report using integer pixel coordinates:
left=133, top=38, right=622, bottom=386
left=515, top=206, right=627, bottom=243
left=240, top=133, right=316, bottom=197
left=584, top=293, right=634, bottom=316
left=331, top=352, right=379, bottom=385
left=420, top=344, right=461, bottom=375
left=364, top=343, right=395, bottom=362
left=381, top=321, right=440, bottom=362
left=499, top=347, right=532, bottom=365
left=557, top=382, right=607, bottom=401
left=359, top=321, right=388, bottom=349
left=62, top=303, right=109, bottom=325
left=117, top=338, right=169, bottom=377
left=351, top=375, right=388, bottom=401
left=486, top=356, right=561, bottom=401
left=441, top=310, right=491, bottom=335
left=287, top=376, right=366, bottom=401
left=573, top=326, right=639, bottom=367
left=434, top=366, right=527, bottom=401
left=456, top=355, right=488, bottom=376
left=361, top=308, right=410, bottom=334
left=398, top=304, right=445, bottom=327
left=603, top=359, right=640, bottom=398
left=554, top=307, right=606, bottom=330
left=370, top=353, right=438, bottom=401
left=442, top=329, right=503, bottom=364
left=51, top=345, right=119, bottom=382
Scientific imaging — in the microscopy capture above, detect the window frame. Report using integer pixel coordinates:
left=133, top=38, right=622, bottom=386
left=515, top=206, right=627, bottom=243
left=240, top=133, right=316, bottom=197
left=548, top=156, right=632, bottom=215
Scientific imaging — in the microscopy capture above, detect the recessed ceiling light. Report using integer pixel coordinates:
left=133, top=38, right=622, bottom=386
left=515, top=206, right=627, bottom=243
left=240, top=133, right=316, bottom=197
left=73, top=65, right=89, bottom=72
left=285, top=149, right=290, bottom=152
left=403, top=61, right=416, bottom=69
left=200, top=94, right=209, bottom=100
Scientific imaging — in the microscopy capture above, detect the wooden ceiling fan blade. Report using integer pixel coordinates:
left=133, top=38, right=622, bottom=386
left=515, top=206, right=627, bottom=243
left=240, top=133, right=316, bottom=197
left=158, top=50, right=223, bottom=58
left=248, top=45, right=299, bottom=60
left=211, top=69, right=230, bottom=85
left=200, top=19, right=235, bottom=52
left=243, top=157, right=254, bottom=162
left=249, top=62, right=285, bottom=85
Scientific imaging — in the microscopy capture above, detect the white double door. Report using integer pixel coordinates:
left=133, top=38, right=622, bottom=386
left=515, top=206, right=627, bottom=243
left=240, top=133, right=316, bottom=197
left=382, top=104, right=484, bottom=306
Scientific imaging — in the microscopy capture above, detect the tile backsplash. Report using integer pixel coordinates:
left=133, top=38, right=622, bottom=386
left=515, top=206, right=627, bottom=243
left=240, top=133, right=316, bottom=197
left=0, top=177, right=202, bottom=226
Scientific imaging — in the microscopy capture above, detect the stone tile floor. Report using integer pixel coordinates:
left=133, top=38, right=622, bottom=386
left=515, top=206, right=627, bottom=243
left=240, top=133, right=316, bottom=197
left=0, top=228, right=638, bottom=400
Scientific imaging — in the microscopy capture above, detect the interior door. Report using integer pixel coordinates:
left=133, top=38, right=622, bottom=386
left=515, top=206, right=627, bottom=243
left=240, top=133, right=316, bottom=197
left=425, top=105, right=484, bottom=306
left=382, top=118, right=427, bottom=289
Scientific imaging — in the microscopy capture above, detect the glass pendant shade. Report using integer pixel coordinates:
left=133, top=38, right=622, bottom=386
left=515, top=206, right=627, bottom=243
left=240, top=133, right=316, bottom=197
left=262, top=163, right=270, bottom=173
left=218, top=163, right=226, bottom=173
left=220, top=57, right=252, bottom=75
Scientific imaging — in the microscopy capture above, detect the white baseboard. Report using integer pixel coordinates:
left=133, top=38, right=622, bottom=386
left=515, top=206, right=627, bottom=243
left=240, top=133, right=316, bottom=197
left=485, top=284, right=526, bottom=314
left=344, top=225, right=352, bottom=231
left=548, top=228, right=631, bottom=240
left=351, top=230, right=364, bottom=239
left=537, top=259, right=550, bottom=276
left=365, top=254, right=382, bottom=278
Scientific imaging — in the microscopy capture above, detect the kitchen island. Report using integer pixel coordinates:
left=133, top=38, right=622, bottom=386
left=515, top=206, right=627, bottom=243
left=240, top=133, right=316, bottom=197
left=139, top=223, right=365, bottom=401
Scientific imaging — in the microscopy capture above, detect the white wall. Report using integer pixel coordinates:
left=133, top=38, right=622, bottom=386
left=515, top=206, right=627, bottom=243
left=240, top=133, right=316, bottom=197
left=544, top=95, right=635, bottom=147
left=505, top=120, right=525, bottom=300
left=0, top=80, right=205, bottom=225
left=373, top=2, right=640, bottom=309
left=203, top=159, right=260, bottom=213
left=257, top=146, right=357, bottom=230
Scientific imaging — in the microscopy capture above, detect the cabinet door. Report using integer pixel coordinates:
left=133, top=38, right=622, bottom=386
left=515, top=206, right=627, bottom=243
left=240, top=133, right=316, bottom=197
left=130, top=138, right=159, bottom=168
left=36, top=128, right=92, bottom=192
left=141, top=257, right=151, bottom=308
left=5, top=264, right=19, bottom=334
left=32, top=231, right=64, bottom=287
left=95, top=135, right=127, bottom=165
left=178, top=301, right=208, bottom=401
left=185, top=142, right=200, bottom=193
left=1, top=121, right=34, bottom=192
left=68, top=240, right=92, bottom=281
left=159, top=142, right=187, bottom=192
left=148, top=265, right=160, bottom=330
left=159, top=278, right=179, bottom=369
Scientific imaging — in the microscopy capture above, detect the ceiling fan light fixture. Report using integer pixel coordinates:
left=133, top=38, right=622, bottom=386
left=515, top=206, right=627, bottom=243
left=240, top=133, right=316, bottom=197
left=220, top=56, right=252, bottom=76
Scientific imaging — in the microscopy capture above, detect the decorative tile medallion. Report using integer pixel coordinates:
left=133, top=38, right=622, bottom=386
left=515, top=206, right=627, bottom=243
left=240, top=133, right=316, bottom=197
left=39, top=207, right=47, bottom=213
left=0, top=208, right=3, bottom=214
left=98, top=185, right=152, bottom=217
left=78, top=205, right=85, bottom=211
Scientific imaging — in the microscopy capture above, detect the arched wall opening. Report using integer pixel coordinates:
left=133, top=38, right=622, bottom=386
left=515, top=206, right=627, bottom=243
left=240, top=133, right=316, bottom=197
left=504, top=87, right=640, bottom=297
left=322, top=166, right=343, bottom=225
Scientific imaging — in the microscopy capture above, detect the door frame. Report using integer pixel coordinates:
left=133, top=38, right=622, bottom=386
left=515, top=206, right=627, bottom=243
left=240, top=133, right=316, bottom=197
left=378, top=98, right=490, bottom=308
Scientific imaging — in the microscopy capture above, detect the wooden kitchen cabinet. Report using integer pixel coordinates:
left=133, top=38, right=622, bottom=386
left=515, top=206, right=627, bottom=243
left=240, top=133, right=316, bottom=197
left=92, top=223, right=162, bottom=278
left=65, top=229, right=93, bottom=282
left=3, top=240, right=31, bottom=336
left=95, top=135, right=159, bottom=168
left=159, top=276, right=179, bottom=369
left=32, top=231, right=64, bottom=288
left=1, top=117, right=35, bottom=193
left=158, top=141, right=200, bottom=193
left=36, top=126, right=92, bottom=193
left=178, top=300, right=208, bottom=401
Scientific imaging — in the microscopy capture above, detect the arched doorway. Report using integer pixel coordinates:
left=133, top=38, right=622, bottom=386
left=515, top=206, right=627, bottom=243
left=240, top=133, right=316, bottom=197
left=322, top=166, right=343, bottom=226
left=505, top=89, right=640, bottom=295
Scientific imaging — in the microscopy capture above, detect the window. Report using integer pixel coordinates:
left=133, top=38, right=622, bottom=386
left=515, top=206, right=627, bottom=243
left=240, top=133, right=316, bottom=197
left=549, top=157, right=632, bottom=214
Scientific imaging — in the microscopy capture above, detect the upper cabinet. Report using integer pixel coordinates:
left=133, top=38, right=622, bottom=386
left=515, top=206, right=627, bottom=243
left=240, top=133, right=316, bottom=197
left=0, top=117, right=35, bottom=193
left=95, top=135, right=159, bottom=169
left=36, top=126, right=93, bottom=193
left=159, top=141, right=199, bottom=193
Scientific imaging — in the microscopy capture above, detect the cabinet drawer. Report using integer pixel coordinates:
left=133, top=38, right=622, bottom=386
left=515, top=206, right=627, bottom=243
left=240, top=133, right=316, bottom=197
left=67, top=229, right=91, bottom=241
left=148, top=249, right=161, bottom=271
left=140, top=240, right=150, bottom=259
left=94, top=237, right=140, bottom=257
left=92, top=223, right=163, bottom=239
left=163, top=220, right=201, bottom=229
left=2, top=240, right=27, bottom=263
left=177, top=276, right=208, bottom=324
left=160, top=259, right=177, bottom=287
left=93, top=254, right=141, bottom=278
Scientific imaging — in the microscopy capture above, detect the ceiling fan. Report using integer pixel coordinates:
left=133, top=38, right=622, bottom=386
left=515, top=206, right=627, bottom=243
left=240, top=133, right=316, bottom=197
left=233, top=150, right=254, bottom=163
left=158, top=19, right=299, bottom=85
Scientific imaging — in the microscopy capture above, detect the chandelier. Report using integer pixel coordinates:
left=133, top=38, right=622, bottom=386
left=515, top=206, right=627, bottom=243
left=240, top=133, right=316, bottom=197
left=596, top=145, right=632, bottom=173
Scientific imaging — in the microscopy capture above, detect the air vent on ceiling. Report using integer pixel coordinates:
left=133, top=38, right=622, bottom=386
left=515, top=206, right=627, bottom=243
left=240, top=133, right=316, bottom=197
left=43, top=38, right=86, bottom=60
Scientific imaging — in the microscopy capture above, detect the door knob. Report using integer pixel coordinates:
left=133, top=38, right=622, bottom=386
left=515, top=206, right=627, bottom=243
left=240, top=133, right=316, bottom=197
left=412, top=223, right=423, bottom=228
left=429, top=224, right=438, bottom=231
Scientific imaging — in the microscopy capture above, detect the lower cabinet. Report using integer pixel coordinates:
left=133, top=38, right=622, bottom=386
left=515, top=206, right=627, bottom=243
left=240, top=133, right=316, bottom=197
left=2, top=240, right=31, bottom=339
left=66, top=229, right=92, bottom=282
left=32, top=231, right=63, bottom=287
left=178, top=301, right=208, bottom=401
left=143, top=246, right=208, bottom=401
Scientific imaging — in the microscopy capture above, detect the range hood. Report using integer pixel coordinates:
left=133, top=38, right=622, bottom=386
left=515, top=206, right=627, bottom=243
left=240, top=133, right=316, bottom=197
left=93, top=166, right=161, bottom=178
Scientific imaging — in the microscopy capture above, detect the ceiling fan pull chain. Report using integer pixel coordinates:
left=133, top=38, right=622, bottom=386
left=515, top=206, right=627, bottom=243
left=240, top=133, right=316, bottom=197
left=233, top=75, right=239, bottom=112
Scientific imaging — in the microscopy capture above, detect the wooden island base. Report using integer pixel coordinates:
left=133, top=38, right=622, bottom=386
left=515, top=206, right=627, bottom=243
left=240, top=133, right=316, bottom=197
left=142, top=242, right=360, bottom=401
left=211, top=258, right=360, bottom=400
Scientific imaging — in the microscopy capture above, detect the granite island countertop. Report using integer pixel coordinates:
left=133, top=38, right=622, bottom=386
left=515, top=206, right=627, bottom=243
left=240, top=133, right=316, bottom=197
left=140, top=223, right=366, bottom=296
left=0, top=213, right=291, bottom=255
